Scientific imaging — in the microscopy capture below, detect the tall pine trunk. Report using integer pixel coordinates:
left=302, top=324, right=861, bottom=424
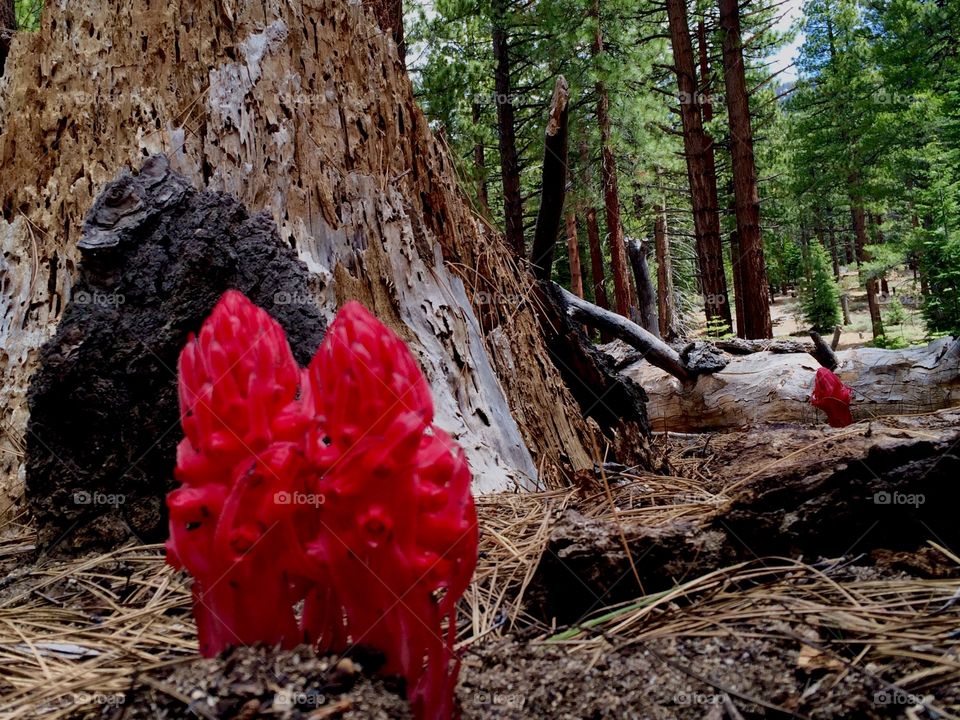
left=591, top=0, right=632, bottom=317
left=719, top=0, right=772, bottom=339
left=579, top=140, right=610, bottom=310
left=851, top=197, right=884, bottom=338
left=492, top=0, right=525, bottom=257
left=666, top=0, right=732, bottom=333
left=654, top=202, right=677, bottom=339
left=566, top=213, right=585, bottom=297
left=472, top=103, right=491, bottom=216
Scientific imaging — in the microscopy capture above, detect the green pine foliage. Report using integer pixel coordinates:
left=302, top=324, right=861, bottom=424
left=800, top=242, right=842, bottom=332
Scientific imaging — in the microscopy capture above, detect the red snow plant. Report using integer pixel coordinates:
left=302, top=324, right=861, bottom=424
left=166, top=290, right=478, bottom=719
left=810, top=367, right=854, bottom=428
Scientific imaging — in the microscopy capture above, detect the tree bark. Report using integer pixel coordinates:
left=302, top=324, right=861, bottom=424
left=851, top=196, right=884, bottom=338
left=566, top=213, right=584, bottom=297
left=0, top=0, right=14, bottom=77
left=531, top=77, right=570, bottom=282
left=492, top=0, right=525, bottom=258
left=591, top=0, right=631, bottom=318
left=0, top=0, right=611, bottom=519
left=719, top=0, right=772, bottom=339
left=653, top=203, right=677, bottom=340
left=626, top=239, right=660, bottom=338
left=665, top=0, right=732, bottom=333
left=368, top=0, right=405, bottom=67
left=472, top=102, right=490, bottom=216
left=580, top=141, right=610, bottom=311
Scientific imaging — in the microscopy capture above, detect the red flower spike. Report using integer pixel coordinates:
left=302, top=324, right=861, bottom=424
left=810, top=367, right=854, bottom=428
left=167, top=291, right=478, bottom=720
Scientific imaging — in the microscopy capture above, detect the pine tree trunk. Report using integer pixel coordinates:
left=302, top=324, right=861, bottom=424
left=472, top=103, right=491, bottom=215
left=851, top=198, right=884, bottom=338
left=591, top=0, right=631, bottom=317
left=827, top=223, right=841, bottom=279
left=729, top=230, right=747, bottom=338
left=719, top=0, right=772, bottom=339
left=665, top=0, right=732, bottom=333
left=492, top=0, right=525, bottom=258
left=579, top=141, right=610, bottom=311
left=585, top=207, right=610, bottom=311
left=0, top=0, right=611, bottom=518
left=566, top=213, right=584, bottom=297
left=654, top=203, right=677, bottom=340
left=626, top=240, right=660, bottom=338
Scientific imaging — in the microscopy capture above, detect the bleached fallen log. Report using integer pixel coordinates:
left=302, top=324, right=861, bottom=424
left=624, top=337, right=960, bottom=431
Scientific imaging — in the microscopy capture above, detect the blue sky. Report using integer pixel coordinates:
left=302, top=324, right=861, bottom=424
left=771, top=0, right=806, bottom=83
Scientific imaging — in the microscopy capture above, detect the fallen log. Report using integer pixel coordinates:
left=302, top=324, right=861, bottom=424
left=556, top=285, right=693, bottom=383
left=529, top=408, right=960, bottom=623
left=625, top=337, right=960, bottom=432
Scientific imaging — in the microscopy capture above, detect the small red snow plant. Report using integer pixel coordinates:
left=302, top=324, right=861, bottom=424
left=167, top=290, right=478, bottom=719
left=810, top=367, right=854, bottom=428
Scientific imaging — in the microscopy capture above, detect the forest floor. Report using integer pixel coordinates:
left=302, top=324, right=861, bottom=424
left=1, top=410, right=958, bottom=720
left=696, top=265, right=930, bottom=350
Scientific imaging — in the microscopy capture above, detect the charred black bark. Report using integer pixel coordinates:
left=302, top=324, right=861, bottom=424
left=26, top=156, right=328, bottom=552
left=530, top=77, right=570, bottom=283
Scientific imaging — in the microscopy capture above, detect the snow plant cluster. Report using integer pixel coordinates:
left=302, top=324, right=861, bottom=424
left=166, top=290, right=478, bottom=719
